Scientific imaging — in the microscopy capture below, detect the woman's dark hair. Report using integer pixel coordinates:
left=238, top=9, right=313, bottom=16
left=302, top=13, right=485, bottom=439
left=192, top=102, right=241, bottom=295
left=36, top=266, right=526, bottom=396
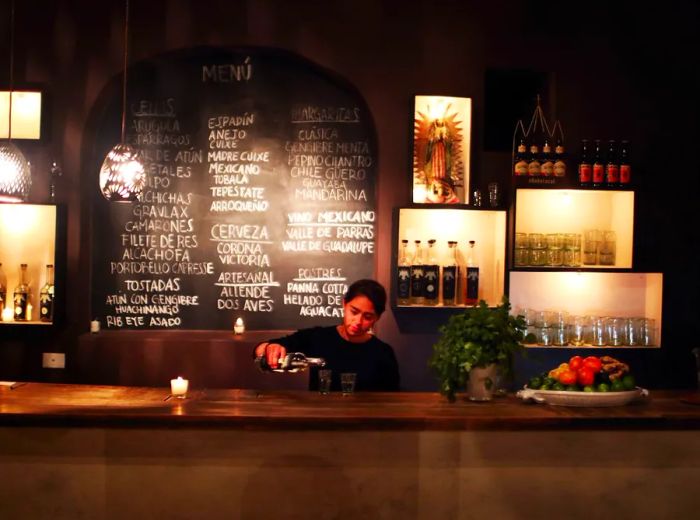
left=344, top=279, right=386, bottom=316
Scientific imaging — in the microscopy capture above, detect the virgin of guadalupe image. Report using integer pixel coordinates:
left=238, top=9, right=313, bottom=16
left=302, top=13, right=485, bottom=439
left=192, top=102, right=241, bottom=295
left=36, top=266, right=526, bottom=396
left=413, top=101, right=466, bottom=204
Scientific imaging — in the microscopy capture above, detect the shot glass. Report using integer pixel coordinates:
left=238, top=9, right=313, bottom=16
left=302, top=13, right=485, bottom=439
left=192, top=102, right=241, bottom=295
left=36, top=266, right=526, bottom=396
left=318, top=369, right=332, bottom=395
left=341, top=373, right=357, bottom=395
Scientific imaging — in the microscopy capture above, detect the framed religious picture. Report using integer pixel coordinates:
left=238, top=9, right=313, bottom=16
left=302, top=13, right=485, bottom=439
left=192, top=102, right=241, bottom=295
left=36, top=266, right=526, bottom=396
left=412, top=95, right=471, bottom=204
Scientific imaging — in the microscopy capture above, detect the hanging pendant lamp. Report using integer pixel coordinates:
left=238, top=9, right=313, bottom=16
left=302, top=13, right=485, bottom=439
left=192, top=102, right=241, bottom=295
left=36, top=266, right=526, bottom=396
left=98, top=0, right=145, bottom=202
left=0, top=0, right=31, bottom=203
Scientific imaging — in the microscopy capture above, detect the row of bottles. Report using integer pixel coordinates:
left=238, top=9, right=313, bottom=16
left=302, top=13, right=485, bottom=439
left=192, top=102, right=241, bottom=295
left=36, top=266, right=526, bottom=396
left=578, top=139, right=631, bottom=187
left=513, top=136, right=567, bottom=178
left=396, top=239, right=479, bottom=306
left=0, top=263, right=54, bottom=322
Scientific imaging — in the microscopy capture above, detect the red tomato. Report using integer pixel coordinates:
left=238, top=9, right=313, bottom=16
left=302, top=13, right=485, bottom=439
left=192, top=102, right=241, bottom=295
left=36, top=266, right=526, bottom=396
left=577, top=367, right=595, bottom=386
left=568, top=356, right=584, bottom=371
left=558, top=369, right=578, bottom=386
left=583, top=356, right=602, bottom=372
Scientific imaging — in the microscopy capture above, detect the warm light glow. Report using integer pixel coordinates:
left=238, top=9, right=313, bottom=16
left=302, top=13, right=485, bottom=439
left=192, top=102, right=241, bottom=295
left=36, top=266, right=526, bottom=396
left=2, top=307, right=13, bottom=322
left=99, top=143, right=146, bottom=202
left=170, top=376, right=189, bottom=397
left=234, top=317, right=245, bottom=334
left=427, top=97, right=449, bottom=120
left=412, top=183, right=428, bottom=203
left=1, top=202, right=37, bottom=233
left=0, top=91, right=42, bottom=140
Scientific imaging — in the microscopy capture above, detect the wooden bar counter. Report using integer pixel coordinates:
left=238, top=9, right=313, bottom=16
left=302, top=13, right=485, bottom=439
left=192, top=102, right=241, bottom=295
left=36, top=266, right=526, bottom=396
left=1, top=383, right=699, bottom=519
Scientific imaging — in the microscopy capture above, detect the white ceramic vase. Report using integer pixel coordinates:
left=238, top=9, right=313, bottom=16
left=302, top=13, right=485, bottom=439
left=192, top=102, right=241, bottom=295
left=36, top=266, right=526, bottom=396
left=467, top=364, right=497, bottom=401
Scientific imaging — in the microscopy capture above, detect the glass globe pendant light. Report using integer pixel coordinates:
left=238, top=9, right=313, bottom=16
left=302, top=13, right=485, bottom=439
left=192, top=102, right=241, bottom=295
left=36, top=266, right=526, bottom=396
left=0, top=0, right=31, bottom=203
left=99, top=0, right=145, bottom=202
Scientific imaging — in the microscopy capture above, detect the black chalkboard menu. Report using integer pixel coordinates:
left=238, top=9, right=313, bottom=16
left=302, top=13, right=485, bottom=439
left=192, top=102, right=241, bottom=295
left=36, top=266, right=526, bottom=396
left=90, top=47, right=377, bottom=330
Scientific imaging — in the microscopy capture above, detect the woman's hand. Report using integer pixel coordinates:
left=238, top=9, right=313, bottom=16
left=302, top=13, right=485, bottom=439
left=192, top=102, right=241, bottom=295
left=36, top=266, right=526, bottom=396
left=254, top=342, right=287, bottom=369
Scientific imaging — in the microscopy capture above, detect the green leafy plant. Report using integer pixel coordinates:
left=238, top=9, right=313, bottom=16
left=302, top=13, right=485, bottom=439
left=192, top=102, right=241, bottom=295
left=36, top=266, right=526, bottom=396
left=429, top=297, right=526, bottom=402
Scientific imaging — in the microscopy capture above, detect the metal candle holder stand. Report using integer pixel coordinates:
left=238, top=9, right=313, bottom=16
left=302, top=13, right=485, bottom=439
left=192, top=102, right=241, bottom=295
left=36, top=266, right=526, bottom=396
left=512, top=96, right=566, bottom=188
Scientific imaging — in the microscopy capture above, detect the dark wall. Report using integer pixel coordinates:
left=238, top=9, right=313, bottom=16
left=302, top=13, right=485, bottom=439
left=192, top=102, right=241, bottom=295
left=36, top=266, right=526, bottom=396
left=0, top=0, right=697, bottom=390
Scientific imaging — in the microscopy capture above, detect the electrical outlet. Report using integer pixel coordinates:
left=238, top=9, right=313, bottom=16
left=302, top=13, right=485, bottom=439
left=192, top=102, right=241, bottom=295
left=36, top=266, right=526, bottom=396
left=42, top=353, right=65, bottom=369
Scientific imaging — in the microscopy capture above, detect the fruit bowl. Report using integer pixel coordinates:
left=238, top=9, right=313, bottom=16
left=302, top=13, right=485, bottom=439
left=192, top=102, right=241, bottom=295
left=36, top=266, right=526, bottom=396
left=516, top=387, right=648, bottom=407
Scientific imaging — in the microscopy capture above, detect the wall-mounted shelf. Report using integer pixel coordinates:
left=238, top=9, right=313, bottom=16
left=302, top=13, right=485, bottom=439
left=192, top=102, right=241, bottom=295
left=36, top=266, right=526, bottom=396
left=393, top=207, right=507, bottom=307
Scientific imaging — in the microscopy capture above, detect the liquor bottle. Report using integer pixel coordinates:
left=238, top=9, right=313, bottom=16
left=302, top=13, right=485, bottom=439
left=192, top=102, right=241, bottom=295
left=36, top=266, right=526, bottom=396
left=513, top=137, right=528, bottom=176
left=464, top=240, right=479, bottom=306
left=540, top=138, right=554, bottom=177
left=605, top=140, right=619, bottom=187
left=0, top=263, right=6, bottom=316
left=578, top=139, right=592, bottom=186
left=619, top=140, right=632, bottom=186
left=410, top=240, right=425, bottom=305
left=592, top=139, right=605, bottom=187
left=527, top=139, right=541, bottom=176
left=423, top=239, right=440, bottom=305
left=39, top=264, right=55, bottom=322
left=442, top=241, right=459, bottom=306
left=13, top=263, right=29, bottom=321
left=396, top=240, right=412, bottom=305
left=255, top=352, right=326, bottom=373
left=553, top=138, right=567, bottom=177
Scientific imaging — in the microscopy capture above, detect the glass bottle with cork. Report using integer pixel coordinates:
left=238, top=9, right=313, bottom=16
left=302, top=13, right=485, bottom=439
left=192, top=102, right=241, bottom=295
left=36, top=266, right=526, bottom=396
left=578, top=139, right=592, bottom=187
left=442, top=241, right=459, bottom=306
left=592, top=139, right=605, bottom=187
left=396, top=239, right=412, bottom=305
left=605, top=140, right=619, bottom=187
left=619, top=140, right=632, bottom=186
left=423, top=239, right=440, bottom=306
left=513, top=137, right=528, bottom=176
left=410, top=240, right=425, bottom=305
left=553, top=138, right=567, bottom=177
left=39, top=264, right=55, bottom=322
left=540, top=138, right=554, bottom=177
left=464, top=240, right=479, bottom=306
left=13, top=263, right=30, bottom=321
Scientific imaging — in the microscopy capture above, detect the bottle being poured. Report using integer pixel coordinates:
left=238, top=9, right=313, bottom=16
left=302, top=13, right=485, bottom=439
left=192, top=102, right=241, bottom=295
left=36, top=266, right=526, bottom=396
left=255, top=352, right=326, bottom=373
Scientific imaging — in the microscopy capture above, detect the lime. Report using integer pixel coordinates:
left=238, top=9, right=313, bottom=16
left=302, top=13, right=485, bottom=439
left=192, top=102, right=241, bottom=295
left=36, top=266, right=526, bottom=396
left=583, top=385, right=595, bottom=393
left=597, top=383, right=610, bottom=393
left=565, top=385, right=579, bottom=392
left=544, top=377, right=557, bottom=386
left=552, top=382, right=566, bottom=391
left=622, top=374, right=636, bottom=390
left=528, top=376, right=543, bottom=389
left=611, top=379, right=626, bottom=392
left=540, top=384, right=552, bottom=391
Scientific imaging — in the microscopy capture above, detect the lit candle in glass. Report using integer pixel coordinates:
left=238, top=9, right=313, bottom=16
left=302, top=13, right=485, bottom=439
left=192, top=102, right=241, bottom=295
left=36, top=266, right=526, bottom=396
left=90, top=320, right=100, bottom=333
left=2, top=307, right=13, bottom=322
left=170, top=376, right=189, bottom=398
left=234, top=317, right=245, bottom=335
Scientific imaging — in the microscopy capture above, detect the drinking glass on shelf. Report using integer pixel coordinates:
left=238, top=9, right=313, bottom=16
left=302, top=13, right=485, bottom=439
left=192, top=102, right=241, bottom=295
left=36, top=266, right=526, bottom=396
left=625, top=317, right=644, bottom=346
left=641, top=318, right=656, bottom=346
left=568, top=315, right=588, bottom=346
left=599, top=231, right=616, bottom=266
left=583, top=229, right=600, bottom=265
left=589, top=316, right=606, bottom=346
left=563, top=233, right=582, bottom=267
left=528, top=233, right=546, bottom=250
left=514, top=233, right=529, bottom=266
left=529, top=248, right=546, bottom=266
left=605, top=317, right=625, bottom=346
left=546, top=233, right=564, bottom=250
left=546, top=248, right=564, bottom=267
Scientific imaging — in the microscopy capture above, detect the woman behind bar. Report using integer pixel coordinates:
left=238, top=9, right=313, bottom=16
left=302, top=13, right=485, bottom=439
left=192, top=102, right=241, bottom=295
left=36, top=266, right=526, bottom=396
left=254, top=279, right=400, bottom=391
